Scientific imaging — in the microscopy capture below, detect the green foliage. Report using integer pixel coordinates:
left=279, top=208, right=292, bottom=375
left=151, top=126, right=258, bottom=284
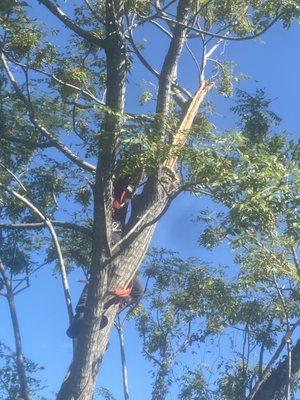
left=47, top=228, right=92, bottom=273
left=179, top=369, right=211, bottom=400
left=7, top=24, right=40, bottom=57
left=218, top=364, right=252, bottom=400
left=56, top=66, right=90, bottom=98
left=139, top=91, right=153, bottom=106
left=0, top=1, right=299, bottom=398
left=136, top=249, right=240, bottom=398
left=194, top=0, right=300, bottom=34
left=0, top=236, right=30, bottom=275
left=218, top=62, right=235, bottom=97
left=33, top=43, right=58, bottom=68
left=125, top=0, right=151, bottom=14
left=95, top=387, right=116, bottom=400
left=116, top=115, right=177, bottom=175
left=139, top=240, right=300, bottom=397
left=231, top=89, right=282, bottom=143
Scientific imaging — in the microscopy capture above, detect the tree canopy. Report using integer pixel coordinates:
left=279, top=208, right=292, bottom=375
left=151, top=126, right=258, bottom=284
left=0, top=1, right=299, bottom=399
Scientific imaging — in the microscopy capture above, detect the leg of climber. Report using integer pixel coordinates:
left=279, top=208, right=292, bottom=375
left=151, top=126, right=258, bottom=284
left=66, top=284, right=88, bottom=338
left=126, top=276, right=143, bottom=306
left=67, top=283, right=110, bottom=337
left=117, top=275, right=144, bottom=312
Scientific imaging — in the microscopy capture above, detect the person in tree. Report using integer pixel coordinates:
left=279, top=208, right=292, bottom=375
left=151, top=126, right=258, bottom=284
left=67, top=173, right=143, bottom=339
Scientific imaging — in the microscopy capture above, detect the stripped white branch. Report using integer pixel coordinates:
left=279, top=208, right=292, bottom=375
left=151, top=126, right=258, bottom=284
left=0, top=183, right=74, bottom=324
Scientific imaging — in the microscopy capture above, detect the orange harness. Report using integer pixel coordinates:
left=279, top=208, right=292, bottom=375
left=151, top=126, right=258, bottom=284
left=108, top=280, right=133, bottom=298
left=108, top=287, right=132, bottom=298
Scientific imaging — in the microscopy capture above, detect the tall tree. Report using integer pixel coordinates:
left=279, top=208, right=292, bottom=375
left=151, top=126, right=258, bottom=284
left=0, top=1, right=299, bottom=399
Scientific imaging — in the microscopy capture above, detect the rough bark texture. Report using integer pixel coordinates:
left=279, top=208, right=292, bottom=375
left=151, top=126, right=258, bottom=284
left=56, top=2, right=129, bottom=398
left=56, top=226, right=156, bottom=399
left=56, top=2, right=193, bottom=399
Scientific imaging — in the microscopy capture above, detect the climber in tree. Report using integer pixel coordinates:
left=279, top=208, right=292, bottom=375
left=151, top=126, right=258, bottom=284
left=67, top=173, right=144, bottom=339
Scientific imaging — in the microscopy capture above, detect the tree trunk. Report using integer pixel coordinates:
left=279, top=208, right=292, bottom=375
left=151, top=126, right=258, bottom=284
left=0, top=261, right=30, bottom=400
left=56, top=225, right=155, bottom=400
left=253, top=338, right=300, bottom=400
left=56, top=0, right=194, bottom=397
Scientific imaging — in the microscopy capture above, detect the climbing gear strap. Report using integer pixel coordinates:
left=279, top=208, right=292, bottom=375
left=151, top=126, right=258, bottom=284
left=108, top=287, right=132, bottom=298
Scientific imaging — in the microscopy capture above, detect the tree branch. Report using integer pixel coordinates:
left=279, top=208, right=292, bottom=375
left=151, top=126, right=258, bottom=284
left=37, top=0, right=106, bottom=47
left=0, top=162, right=27, bottom=192
left=0, top=260, right=30, bottom=400
left=160, top=12, right=283, bottom=42
left=248, top=319, right=300, bottom=400
left=164, top=80, right=214, bottom=169
left=156, top=0, right=193, bottom=115
left=0, top=183, right=74, bottom=325
left=0, top=52, right=96, bottom=174
left=126, top=30, right=190, bottom=106
left=115, top=317, right=130, bottom=400
left=0, top=221, right=92, bottom=236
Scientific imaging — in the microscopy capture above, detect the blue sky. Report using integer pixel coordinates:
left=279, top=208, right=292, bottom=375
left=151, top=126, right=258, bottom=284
left=1, top=3, right=300, bottom=399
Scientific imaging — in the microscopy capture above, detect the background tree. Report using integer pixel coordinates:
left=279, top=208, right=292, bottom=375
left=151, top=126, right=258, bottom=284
left=0, top=341, right=44, bottom=400
left=135, top=97, right=299, bottom=398
left=0, top=1, right=299, bottom=399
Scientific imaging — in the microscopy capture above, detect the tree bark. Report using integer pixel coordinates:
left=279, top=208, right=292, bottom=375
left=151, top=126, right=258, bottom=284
left=156, top=0, right=193, bottom=116
left=56, top=2, right=202, bottom=398
left=56, top=225, right=155, bottom=400
left=116, top=319, right=130, bottom=400
left=0, top=260, right=30, bottom=400
left=253, top=338, right=300, bottom=400
left=57, top=167, right=176, bottom=400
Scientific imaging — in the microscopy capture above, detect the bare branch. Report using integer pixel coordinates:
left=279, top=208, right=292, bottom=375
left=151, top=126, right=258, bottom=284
left=150, top=20, right=173, bottom=38
left=0, top=221, right=92, bottom=236
left=0, top=183, right=74, bottom=324
left=160, top=12, right=283, bottom=42
left=185, top=42, right=201, bottom=84
left=37, top=0, right=106, bottom=47
left=287, top=338, right=292, bottom=400
left=115, top=317, right=130, bottom=400
left=127, top=30, right=190, bottom=101
left=156, top=0, right=193, bottom=115
left=83, top=0, right=105, bottom=24
left=0, top=162, right=27, bottom=192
